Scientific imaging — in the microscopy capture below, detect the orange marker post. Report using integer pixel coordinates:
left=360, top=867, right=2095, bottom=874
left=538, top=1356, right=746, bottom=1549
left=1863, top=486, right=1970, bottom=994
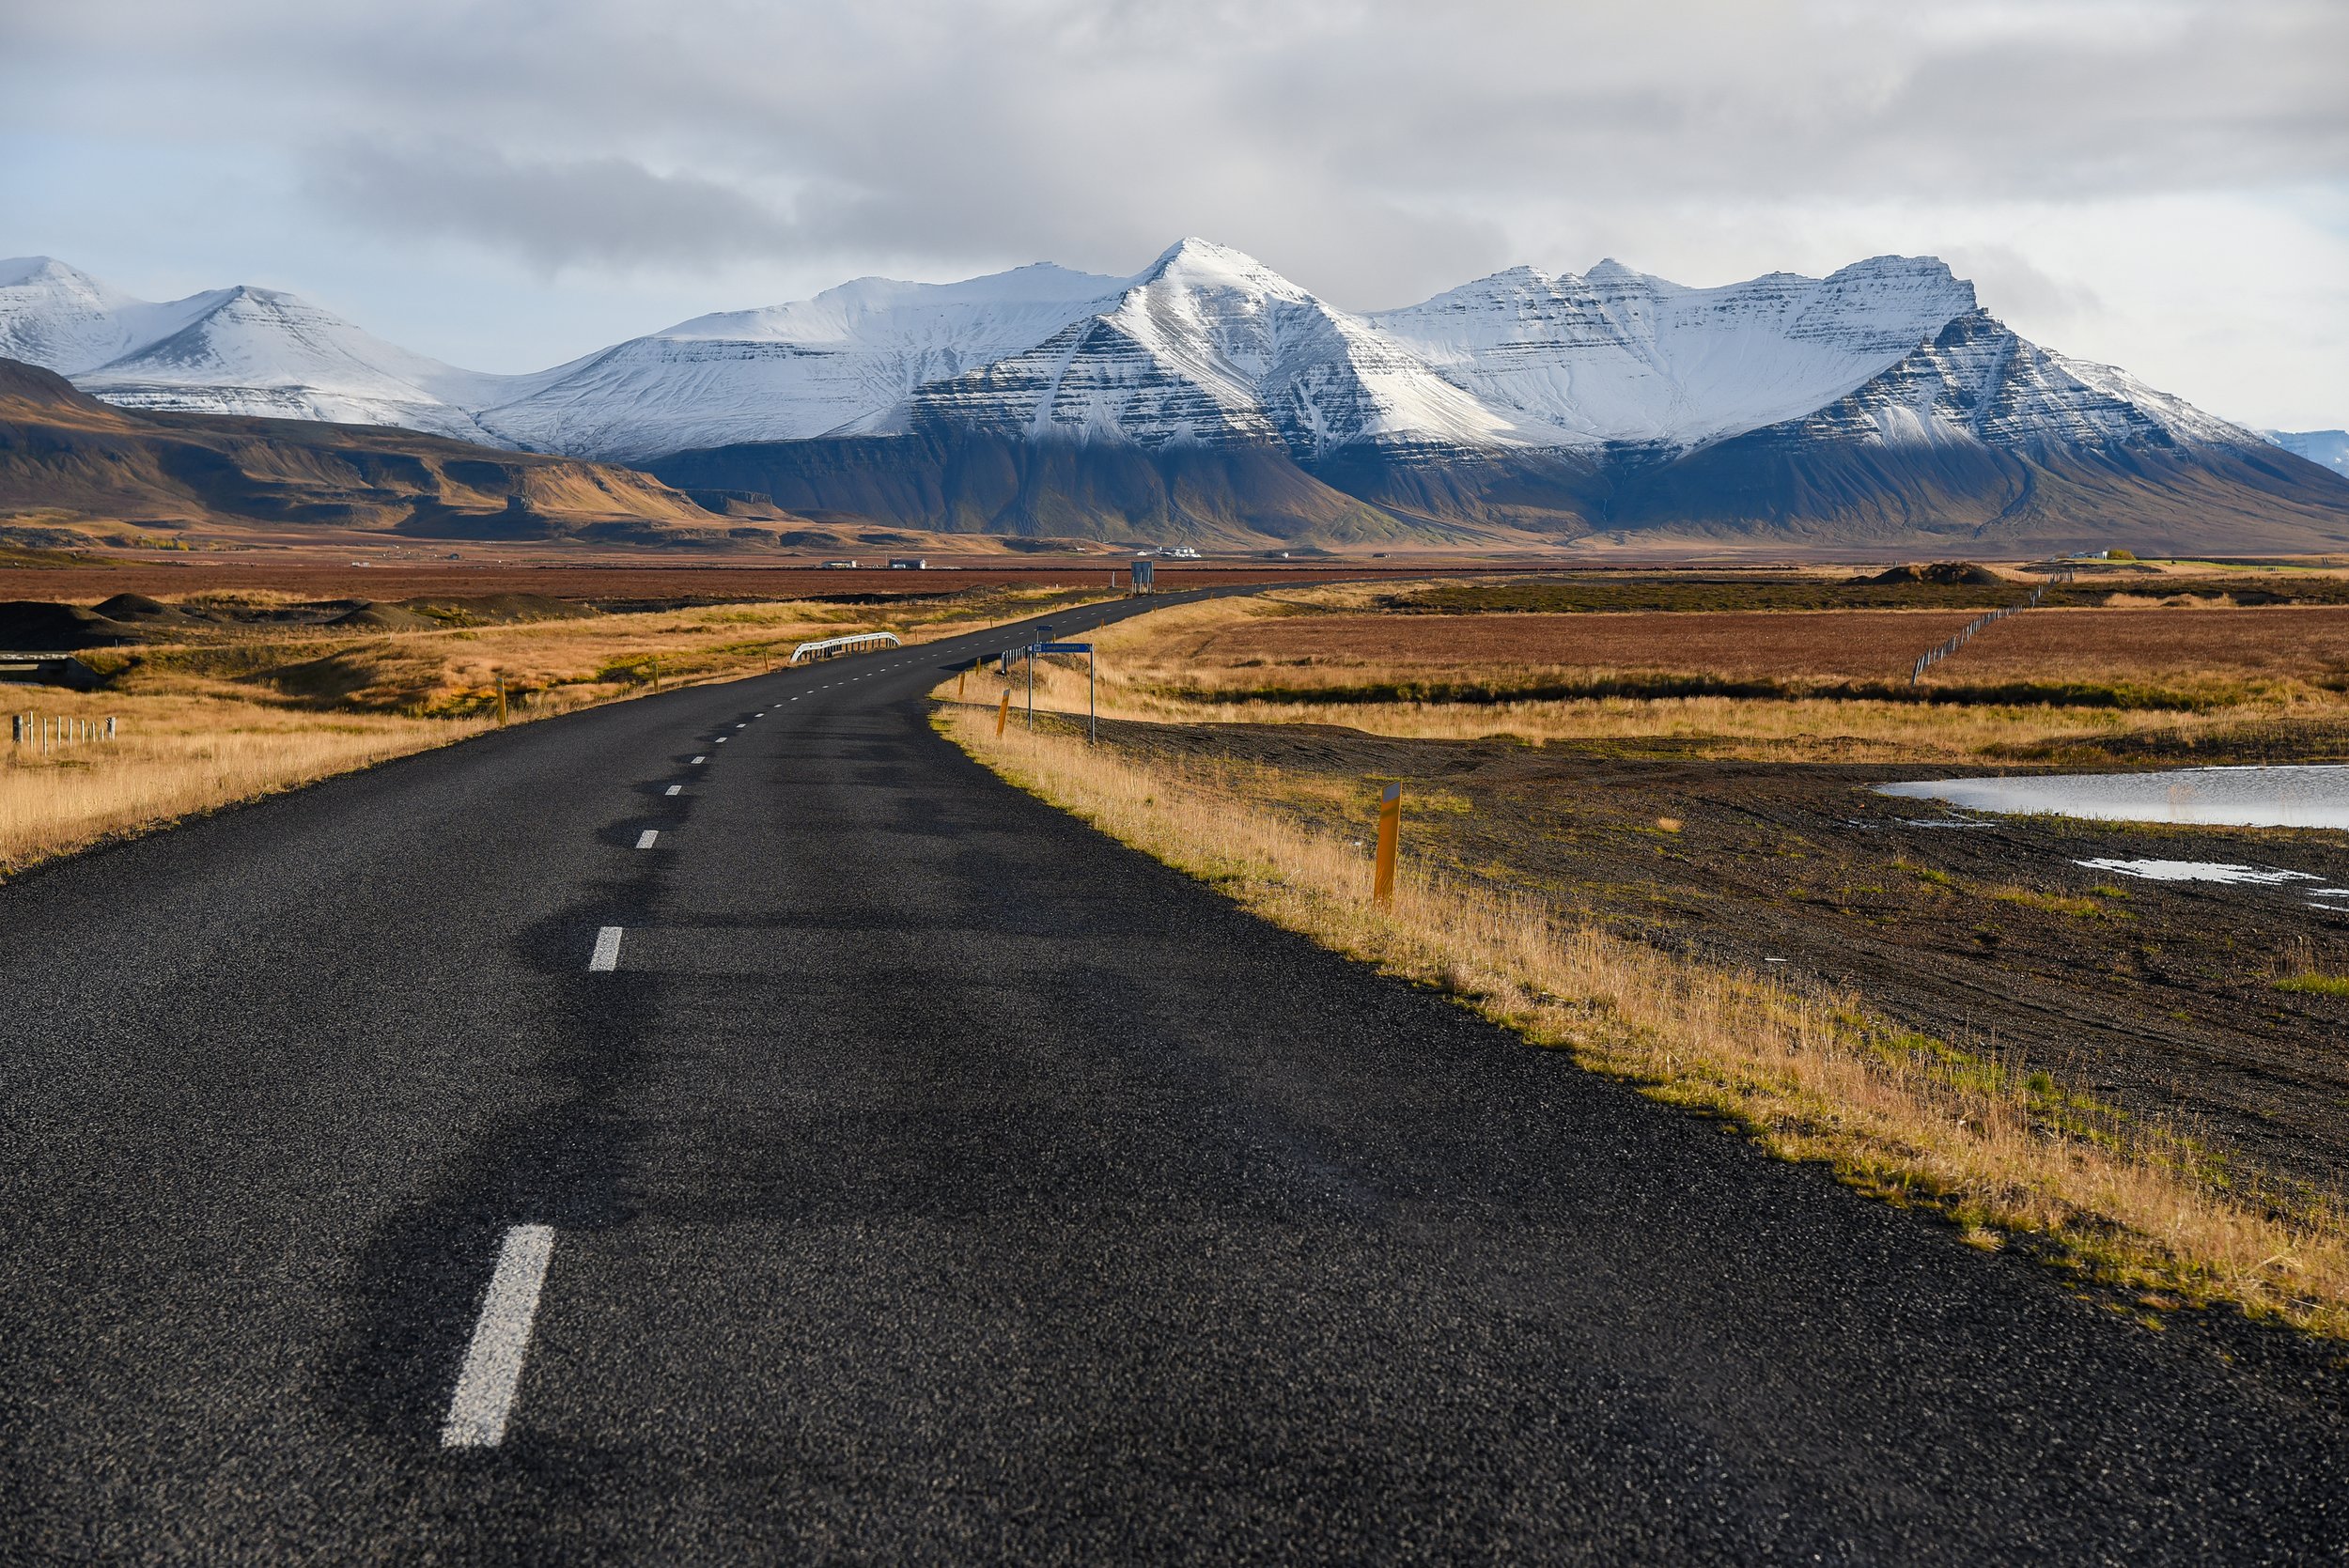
left=996, top=689, right=1012, bottom=737
left=1373, top=782, right=1401, bottom=905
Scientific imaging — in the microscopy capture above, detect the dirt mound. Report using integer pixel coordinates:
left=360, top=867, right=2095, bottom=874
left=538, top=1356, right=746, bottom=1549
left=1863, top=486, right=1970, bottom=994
left=329, top=601, right=439, bottom=631
left=0, top=600, right=144, bottom=650
left=1862, top=562, right=2003, bottom=586
left=91, top=592, right=176, bottom=621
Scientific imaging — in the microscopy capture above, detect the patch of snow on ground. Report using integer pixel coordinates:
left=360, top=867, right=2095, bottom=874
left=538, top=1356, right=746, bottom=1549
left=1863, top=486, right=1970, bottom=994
left=2074, top=859, right=2317, bottom=885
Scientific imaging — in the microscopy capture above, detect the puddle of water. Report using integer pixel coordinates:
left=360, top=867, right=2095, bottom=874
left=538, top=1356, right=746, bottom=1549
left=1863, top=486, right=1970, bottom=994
left=1878, top=765, right=2349, bottom=829
left=2074, top=858, right=2318, bottom=886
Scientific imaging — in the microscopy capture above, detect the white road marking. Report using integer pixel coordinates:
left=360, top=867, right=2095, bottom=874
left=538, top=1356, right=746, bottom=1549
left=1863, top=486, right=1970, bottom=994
left=716, top=737, right=728, bottom=743
left=635, top=830, right=659, bottom=849
left=589, top=926, right=624, bottom=970
left=691, top=754, right=707, bottom=764
left=665, top=784, right=683, bottom=796
left=441, top=1224, right=556, bottom=1449
left=735, top=722, right=745, bottom=729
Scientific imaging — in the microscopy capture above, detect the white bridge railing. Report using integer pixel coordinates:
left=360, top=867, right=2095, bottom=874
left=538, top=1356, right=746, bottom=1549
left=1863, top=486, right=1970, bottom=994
left=789, top=630, right=901, bottom=665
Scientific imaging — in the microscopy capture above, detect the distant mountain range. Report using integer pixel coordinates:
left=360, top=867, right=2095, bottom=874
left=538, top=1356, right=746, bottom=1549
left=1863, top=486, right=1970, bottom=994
left=5, top=244, right=2345, bottom=551
left=2264, top=429, right=2349, bottom=479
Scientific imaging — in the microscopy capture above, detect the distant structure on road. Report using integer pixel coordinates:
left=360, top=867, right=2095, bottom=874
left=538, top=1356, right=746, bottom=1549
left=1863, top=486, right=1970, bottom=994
left=887, top=557, right=928, bottom=569
left=820, top=558, right=858, bottom=568
left=1131, top=559, right=1155, bottom=591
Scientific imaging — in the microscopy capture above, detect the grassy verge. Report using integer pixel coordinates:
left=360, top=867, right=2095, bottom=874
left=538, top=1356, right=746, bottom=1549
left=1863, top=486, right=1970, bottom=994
left=936, top=691, right=2349, bottom=1340
left=1, top=584, right=1112, bottom=875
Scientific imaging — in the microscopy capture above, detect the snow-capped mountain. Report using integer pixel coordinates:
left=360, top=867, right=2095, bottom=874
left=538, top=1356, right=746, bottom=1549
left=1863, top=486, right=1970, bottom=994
left=71, top=285, right=510, bottom=442
left=0, top=256, right=227, bottom=377
left=1364, top=256, right=1978, bottom=448
left=475, top=262, right=1126, bottom=459
left=2265, top=429, right=2349, bottom=478
left=903, top=239, right=1520, bottom=456
left=1, top=256, right=514, bottom=442
left=7, top=242, right=2342, bottom=550
left=1782, top=309, right=2260, bottom=452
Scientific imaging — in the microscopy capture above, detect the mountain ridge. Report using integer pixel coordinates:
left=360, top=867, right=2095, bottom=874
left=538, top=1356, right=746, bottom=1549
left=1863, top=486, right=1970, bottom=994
left=6, top=245, right=2345, bottom=551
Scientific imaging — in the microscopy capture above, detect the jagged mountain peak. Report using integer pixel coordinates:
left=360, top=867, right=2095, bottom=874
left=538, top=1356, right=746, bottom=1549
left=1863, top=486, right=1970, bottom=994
left=1785, top=306, right=2260, bottom=453
left=1131, top=237, right=1307, bottom=296
left=1368, top=253, right=1982, bottom=448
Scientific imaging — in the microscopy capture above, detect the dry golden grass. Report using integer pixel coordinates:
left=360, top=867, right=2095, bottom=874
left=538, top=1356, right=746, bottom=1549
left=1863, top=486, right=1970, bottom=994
left=0, top=693, right=486, bottom=871
left=1, top=584, right=1112, bottom=874
left=938, top=689, right=2349, bottom=1338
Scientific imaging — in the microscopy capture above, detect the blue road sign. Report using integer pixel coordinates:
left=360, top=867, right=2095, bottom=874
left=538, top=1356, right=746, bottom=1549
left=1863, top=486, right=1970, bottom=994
left=1036, top=642, right=1093, bottom=654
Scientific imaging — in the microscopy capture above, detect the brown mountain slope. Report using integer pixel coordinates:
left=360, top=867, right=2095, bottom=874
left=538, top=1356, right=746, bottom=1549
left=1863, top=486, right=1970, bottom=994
left=0, top=356, right=797, bottom=547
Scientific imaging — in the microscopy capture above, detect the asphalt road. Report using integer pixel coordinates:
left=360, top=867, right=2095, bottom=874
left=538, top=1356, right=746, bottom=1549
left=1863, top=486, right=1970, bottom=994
left=2, top=591, right=2341, bottom=1563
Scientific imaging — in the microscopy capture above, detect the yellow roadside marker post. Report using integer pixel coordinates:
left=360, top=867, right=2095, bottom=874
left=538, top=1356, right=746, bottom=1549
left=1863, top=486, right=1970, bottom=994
left=1373, top=782, right=1401, bottom=906
left=495, top=675, right=507, bottom=725
left=997, top=689, right=1012, bottom=737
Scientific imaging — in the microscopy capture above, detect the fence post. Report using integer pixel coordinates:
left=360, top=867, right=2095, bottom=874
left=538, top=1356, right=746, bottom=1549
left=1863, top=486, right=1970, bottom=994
left=495, top=675, right=507, bottom=725
left=1373, top=783, right=1401, bottom=906
left=106, top=716, right=117, bottom=740
left=997, top=690, right=1011, bottom=737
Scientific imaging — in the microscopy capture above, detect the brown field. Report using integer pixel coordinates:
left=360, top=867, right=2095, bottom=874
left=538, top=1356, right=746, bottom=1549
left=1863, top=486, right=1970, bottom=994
left=0, top=554, right=1608, bottom=608
left=1188, top=603, right=2349, bottom=695
left=996, top=589, right=2349, bottom=765
left=1202, top=607, right=1984, bottom=684
left=1919, top=606, right=2349, bottom=691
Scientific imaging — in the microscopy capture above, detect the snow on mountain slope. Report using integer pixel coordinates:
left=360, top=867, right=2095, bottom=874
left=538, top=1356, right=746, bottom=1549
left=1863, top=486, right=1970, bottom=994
left=4, top=246, right=2279, bottom=504
left=69, top=285, right=510, bottom=442
left=0, top=256, right=228, bottom=377
left=475, top=263, right=1125, bottom=458
left=904, top=238, right=1522, bottom=457
left=1791, top=308, right=2263, bottom=452
left=1366, top=256, right=1977, bottom=449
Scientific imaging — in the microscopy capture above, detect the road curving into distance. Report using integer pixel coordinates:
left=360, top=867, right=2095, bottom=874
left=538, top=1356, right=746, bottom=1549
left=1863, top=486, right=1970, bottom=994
left=2, top=587, right=2341, bottom=1562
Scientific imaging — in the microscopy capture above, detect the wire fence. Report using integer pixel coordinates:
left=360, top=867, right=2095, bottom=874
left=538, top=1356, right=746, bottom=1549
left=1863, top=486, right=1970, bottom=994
left=9, top=713, right=119, bottom=753
left=1909, top=570, right=2077, bottom=685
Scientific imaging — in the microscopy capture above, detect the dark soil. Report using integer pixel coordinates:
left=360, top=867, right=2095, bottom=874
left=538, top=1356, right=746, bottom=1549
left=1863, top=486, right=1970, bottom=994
left=1101, top=719, right=2349, bottom=1204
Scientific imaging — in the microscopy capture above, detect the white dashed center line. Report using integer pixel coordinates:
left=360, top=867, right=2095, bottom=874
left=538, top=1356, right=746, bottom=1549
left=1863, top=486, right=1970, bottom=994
left=635, top=830, right=659, bottom=849
left=588, top=926, right=624, bottom=970
left=716, top=737, right=728, bottom=743
left=691, top=754, right=707, bottom=764
left=665, top=784, right=682, bottom=796
left=441, top=1224, right=556, bottom=1449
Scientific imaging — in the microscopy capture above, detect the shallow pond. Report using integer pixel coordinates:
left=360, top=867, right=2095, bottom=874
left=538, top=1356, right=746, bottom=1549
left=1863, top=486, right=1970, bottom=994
left=1876, top=765, right=2349, bottom=831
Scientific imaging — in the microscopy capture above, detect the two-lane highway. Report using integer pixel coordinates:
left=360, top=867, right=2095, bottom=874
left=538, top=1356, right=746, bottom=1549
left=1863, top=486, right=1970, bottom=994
left=2, top=591, right=2342, bottom=1562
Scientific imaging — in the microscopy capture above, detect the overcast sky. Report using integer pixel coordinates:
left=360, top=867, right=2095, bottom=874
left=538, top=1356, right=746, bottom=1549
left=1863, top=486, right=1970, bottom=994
left=4, top=0, right=2343, bottom=427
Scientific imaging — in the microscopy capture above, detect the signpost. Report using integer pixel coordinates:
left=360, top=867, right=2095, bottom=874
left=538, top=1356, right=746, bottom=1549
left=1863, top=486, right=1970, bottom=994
left=1373, top=783, right=1401, bottom=905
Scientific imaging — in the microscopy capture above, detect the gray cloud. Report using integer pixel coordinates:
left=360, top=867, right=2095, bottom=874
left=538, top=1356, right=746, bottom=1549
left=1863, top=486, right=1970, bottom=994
left=4, top=0, right=2344, bottom=422
left=306, top=143, right=811, bottom=272
left=17, top=0, right=2344, bottom=289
